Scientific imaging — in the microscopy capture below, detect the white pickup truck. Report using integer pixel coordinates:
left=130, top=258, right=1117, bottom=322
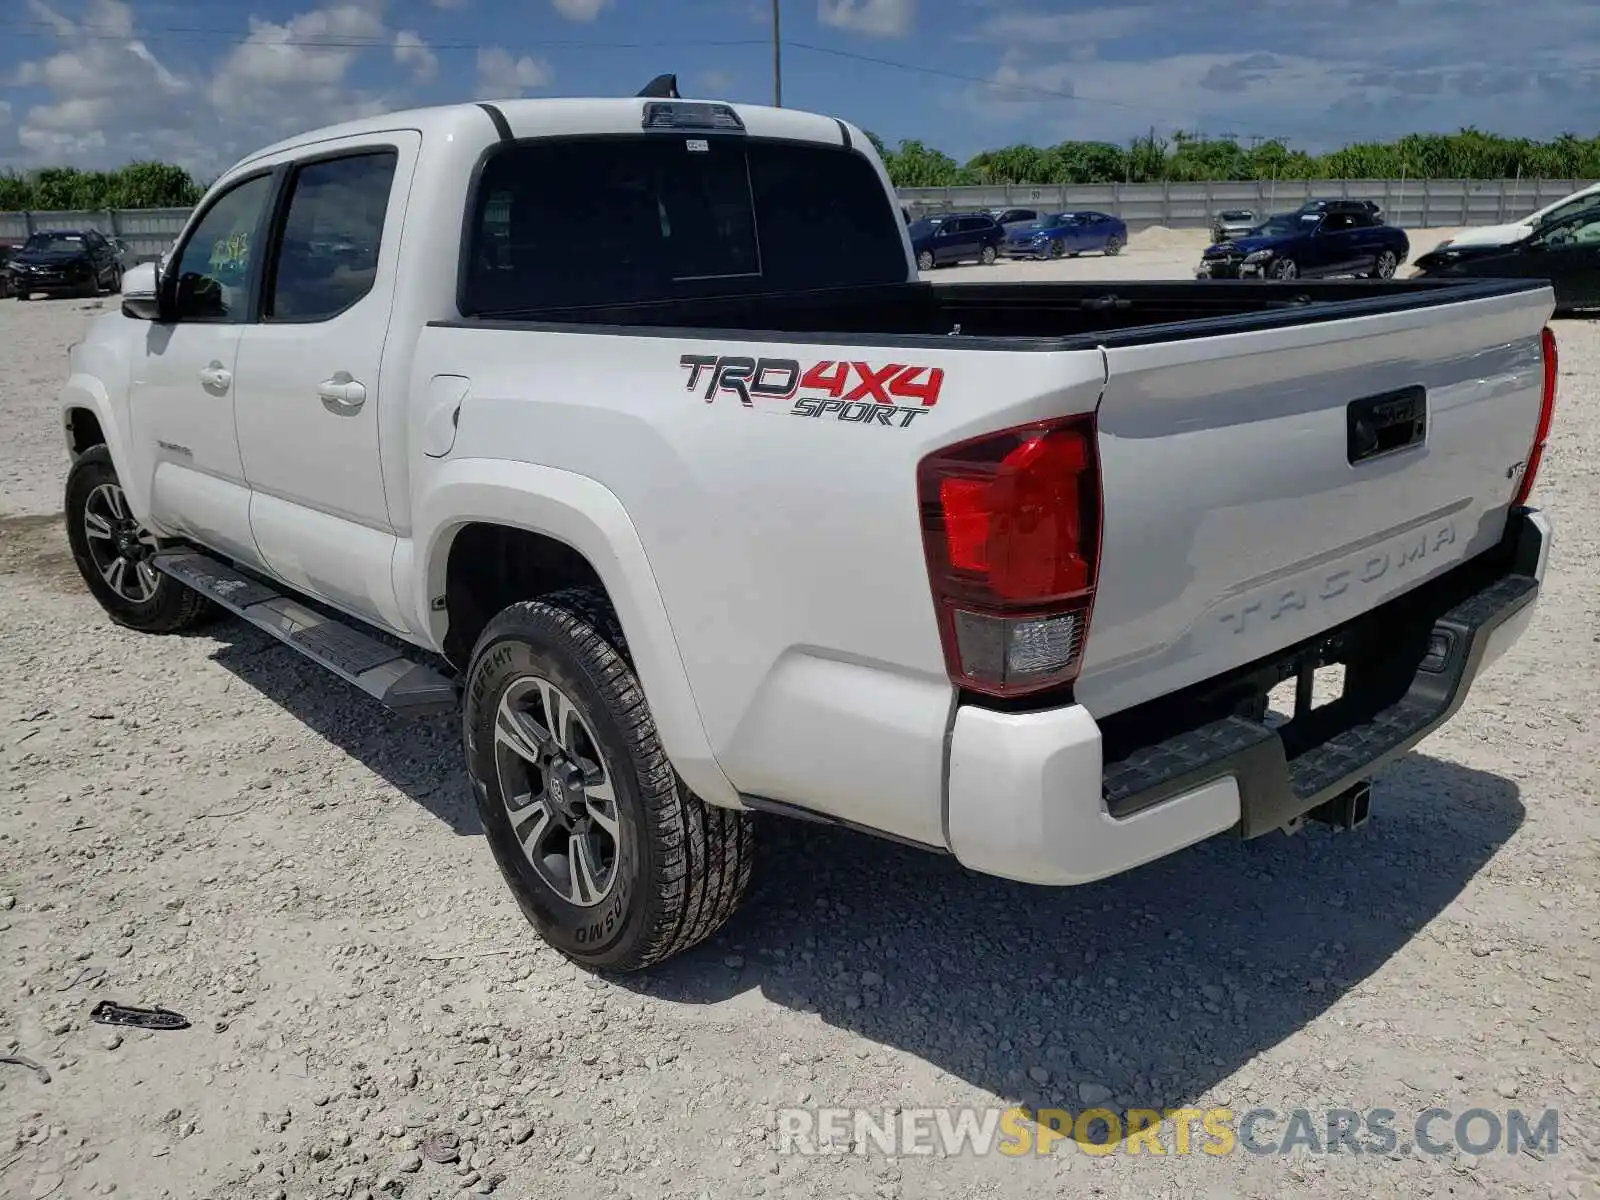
left=57, top=92, right=1557, bottom=972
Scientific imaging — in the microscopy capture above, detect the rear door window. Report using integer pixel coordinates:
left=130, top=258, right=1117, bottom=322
left=461, top=135, right=908, bottom=314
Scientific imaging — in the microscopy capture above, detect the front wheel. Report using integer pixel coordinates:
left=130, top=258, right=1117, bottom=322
left=1104, top=236, right=1124, bottom=256
left=65, top=446, right=217, bottom=633
left=464, top=590, right=755, bottom=972
left=980, top=244, right=997, bottom=265
left=1270, top=257, right=1299, bottom=280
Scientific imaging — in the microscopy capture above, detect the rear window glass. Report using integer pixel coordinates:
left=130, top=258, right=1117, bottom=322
left=461, top=135, right=908, bottom=314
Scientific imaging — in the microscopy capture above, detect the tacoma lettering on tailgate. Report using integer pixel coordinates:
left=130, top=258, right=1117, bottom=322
left=679, top=353, right=943, bottom=429
left=1217, top=521, right=1459, bottom=637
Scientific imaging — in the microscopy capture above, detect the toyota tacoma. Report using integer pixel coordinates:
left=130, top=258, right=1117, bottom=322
left=56, top=89, right=1557, bottom=971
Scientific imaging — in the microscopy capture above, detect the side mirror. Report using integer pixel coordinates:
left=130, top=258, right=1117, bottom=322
left=120, top=261, right=162, bottom=321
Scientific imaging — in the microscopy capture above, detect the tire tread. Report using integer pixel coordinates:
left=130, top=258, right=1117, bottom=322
left=476, top=587, right=753, bottom=971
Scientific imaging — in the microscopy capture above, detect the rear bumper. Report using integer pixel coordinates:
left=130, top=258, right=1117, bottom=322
left=945, top=508, right=1550, bottom=886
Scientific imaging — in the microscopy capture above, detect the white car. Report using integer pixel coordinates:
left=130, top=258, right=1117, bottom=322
left=1436, top=181, right=1600, bottom=250
left=57, top=93, right=1557, bottom=972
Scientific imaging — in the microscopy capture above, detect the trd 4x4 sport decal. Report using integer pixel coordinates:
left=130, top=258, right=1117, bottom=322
left=678, top=354, right=944, bottom=429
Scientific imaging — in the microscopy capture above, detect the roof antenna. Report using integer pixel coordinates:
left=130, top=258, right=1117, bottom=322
left=637, top=73, right=680, bottom=99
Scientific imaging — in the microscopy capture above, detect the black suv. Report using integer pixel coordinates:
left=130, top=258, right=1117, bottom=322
left=9, top=229, right=124, bottom=300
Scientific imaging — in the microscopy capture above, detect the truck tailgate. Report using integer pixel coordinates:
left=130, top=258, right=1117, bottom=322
left=1076, top=286, right=1553, bottom=718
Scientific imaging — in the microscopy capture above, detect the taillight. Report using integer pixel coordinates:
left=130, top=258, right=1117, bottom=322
left=918, top=416, right=1101, bottom=698
left=1513, top=324, right=1558, bottom=508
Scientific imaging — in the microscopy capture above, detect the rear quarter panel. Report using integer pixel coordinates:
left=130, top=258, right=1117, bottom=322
left=412, top=324, right=1107, bottom=844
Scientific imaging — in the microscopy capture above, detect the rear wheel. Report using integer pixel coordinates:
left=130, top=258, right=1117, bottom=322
left=1368, top=250, right=1398, bottom=279
left=1104, top=235, right=1125, bottom=256
left=464, top=590, right=755, bottom=972
left=65, top=446, right=217, bottom=633
left=916, top=249, right=934, bottom=271
left=980, top=244, right=997, bottom=265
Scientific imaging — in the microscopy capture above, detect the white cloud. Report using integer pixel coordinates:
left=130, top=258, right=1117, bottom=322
left=960, top=0, right=1600, bottom=151
left=476, top=47, right=554, bottom=96
left=7, top=1, right=406, bottom=173
left=817, top=0, right=915, bottom=38
left=552, top=0, right=611, bottom=19
left=699, top=69, right=735, bottom=95
left=393, top=30, right=439, bottom=83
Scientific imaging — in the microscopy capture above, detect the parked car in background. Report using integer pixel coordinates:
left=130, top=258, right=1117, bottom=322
left=1001, top=210, right=1128, bottom=259
left=1431, top=181, right=1600, bottom=252
left=1211, top=209, right=1259, bottom=243
left=0, top=241, right=19, bottom=298
left=8, top=229, right=124, bottom=299
left=987, top=207, right=1039, bottom=228
left=1412, top=208, right=1600, bottom=314
left=909, top=212, right=1004, bottom=269
left=1198, top=207, right=1408, bottom=280
left=109, top=236, right=137, bottom=272
left=1295, top=198, right=1382, bottom=220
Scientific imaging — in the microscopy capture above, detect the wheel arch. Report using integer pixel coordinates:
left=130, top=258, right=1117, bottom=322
left=60, top=370, right=149, bottom=520
left=414, top=458, right=741, bottom=809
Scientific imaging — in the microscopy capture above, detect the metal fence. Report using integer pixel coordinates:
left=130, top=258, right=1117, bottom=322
left=2, top=178, right=1594, bottom=258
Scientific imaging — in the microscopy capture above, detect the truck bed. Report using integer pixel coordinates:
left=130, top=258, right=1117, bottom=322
left=442, top=276, right=1548, bottom=348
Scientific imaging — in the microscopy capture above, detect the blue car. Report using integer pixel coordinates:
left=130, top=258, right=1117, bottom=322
left=1000, top=211, right=1127, bottom=260
left=1197, top=207, right=1409, bottom=281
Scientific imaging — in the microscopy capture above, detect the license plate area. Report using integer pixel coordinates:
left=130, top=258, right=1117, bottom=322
left=1348, top=384, right=1427, bottom=465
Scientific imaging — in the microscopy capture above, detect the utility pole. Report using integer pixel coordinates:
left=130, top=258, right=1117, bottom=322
left=772, top=0, right=783, bottom=107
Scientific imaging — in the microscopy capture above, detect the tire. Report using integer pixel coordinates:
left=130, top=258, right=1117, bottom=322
left=1104, top=236, right=1125, bottom=256
left=1270, top=257, right=1299, bottom=280
left=980, top=244, right=997, bottom=265
left=464, top=589, right=755, bottom=972
left=1048, top=241, right=1065, bottom=259
left=65, top=446, right=218, bottom=633
left=1367, top=249, right=1398, bottom=280
left=916, top=250, right=934, bottom=271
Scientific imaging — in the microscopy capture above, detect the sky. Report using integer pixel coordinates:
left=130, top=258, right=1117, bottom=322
left=2, top=0, right=1598, bottom=176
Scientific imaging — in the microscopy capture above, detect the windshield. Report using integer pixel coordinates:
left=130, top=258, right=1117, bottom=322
left=1249, top=214, right=1316, bottom=237
left=1023, top=214, right=1065, bottom=231
left=1537, top=193, right=1600, bottom=227
left=22, top=233, right=85, bottom=251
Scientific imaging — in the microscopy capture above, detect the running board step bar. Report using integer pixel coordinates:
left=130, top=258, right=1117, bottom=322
left=151, top=550, right=459, bottom=716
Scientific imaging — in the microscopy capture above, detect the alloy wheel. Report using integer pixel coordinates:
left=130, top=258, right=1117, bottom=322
left=81, top=482, right=161, bottom=603
left=493, top=675, right=622, bottom=908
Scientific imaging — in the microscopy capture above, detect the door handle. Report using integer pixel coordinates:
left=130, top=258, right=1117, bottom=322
left=198, top=362, right=231, bottom=393
left=318, top=373, right=367, bottom=415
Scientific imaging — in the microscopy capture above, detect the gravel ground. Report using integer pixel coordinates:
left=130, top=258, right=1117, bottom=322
left=2, top=232, right=1598, bottom=1200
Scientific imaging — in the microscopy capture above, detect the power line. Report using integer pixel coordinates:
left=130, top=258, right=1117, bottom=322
left=0, top=19, right=766, bottom=52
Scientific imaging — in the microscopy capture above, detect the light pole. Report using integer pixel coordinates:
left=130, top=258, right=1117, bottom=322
left=772, top=0, right=783, bottom=107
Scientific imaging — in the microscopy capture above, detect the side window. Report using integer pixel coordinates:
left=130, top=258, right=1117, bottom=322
left=265, top=150, right=398, bottom=323
left=169, top=173, right=275, bottom=323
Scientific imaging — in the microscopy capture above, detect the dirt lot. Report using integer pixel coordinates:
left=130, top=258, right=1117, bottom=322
left=2, top=229, right=1598, bottom=1200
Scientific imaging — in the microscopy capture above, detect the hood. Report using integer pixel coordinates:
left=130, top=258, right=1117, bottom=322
left=1206, top=232, right=1293, bottom=255
left=1437, top=222, right=1532, bottom=250
left=13, top=245, right=91, bottom=266
left=1415, top=240, right=1512, bottom=268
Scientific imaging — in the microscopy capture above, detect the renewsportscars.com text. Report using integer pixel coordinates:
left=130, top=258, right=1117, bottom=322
left=775, top=1105, right=1560, bottom=1159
